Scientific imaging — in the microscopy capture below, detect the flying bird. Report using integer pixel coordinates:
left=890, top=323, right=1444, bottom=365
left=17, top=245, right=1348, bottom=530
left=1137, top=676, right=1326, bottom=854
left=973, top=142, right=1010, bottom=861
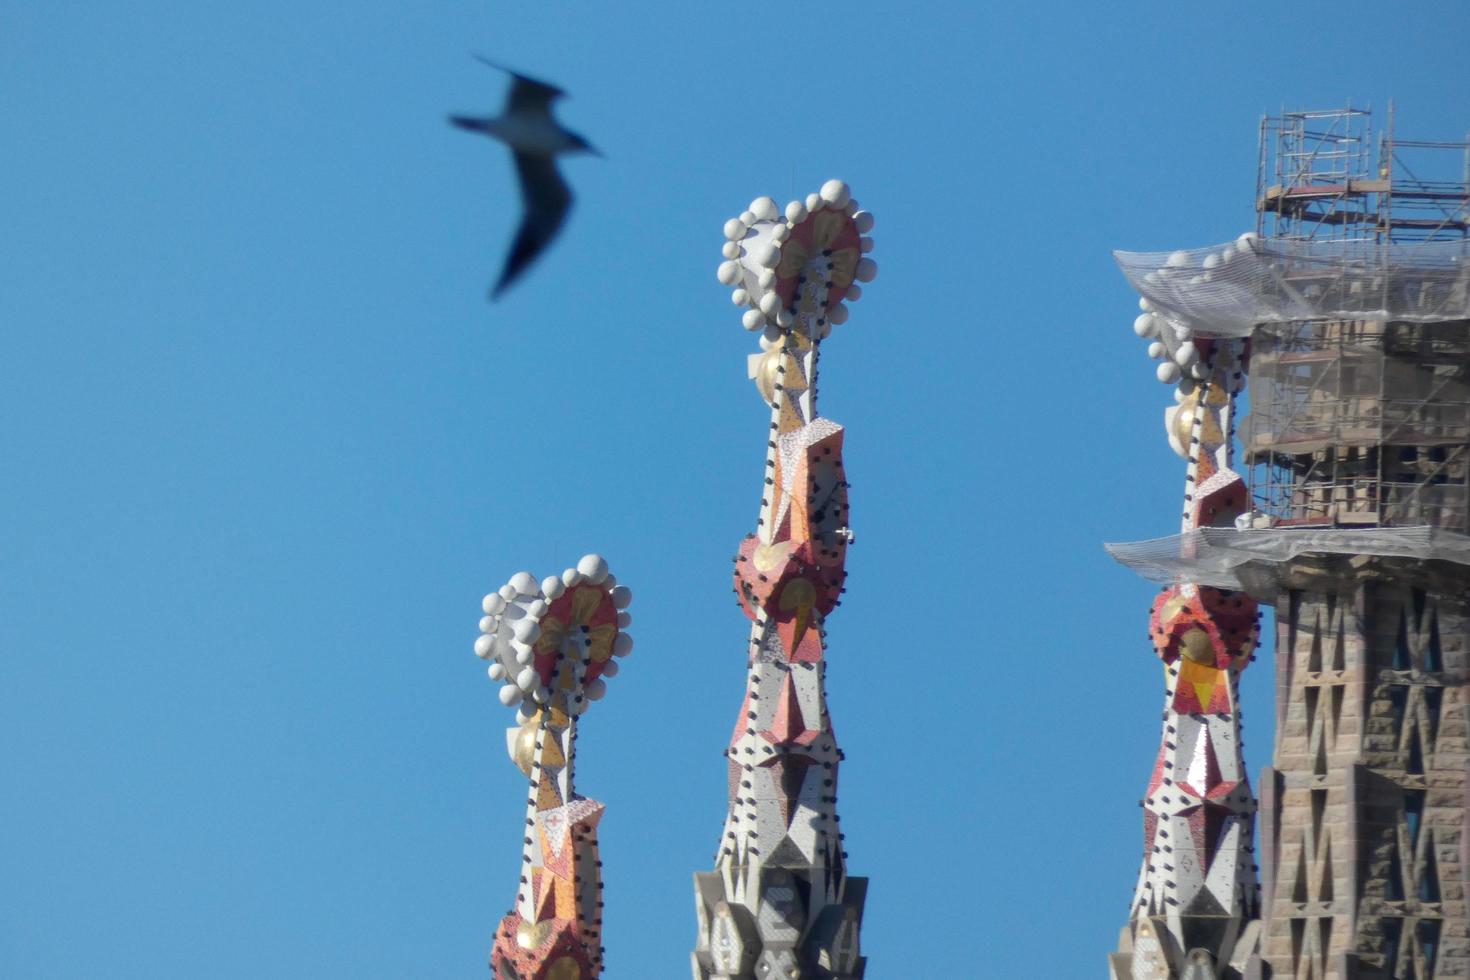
left=449, top=57, right=600, bottom=300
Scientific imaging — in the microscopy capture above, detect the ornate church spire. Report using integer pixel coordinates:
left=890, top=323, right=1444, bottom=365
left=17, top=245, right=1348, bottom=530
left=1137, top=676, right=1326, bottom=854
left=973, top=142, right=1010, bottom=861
left=693, top=181, right=877, bottom=980
left=475, top=555, right=634, bottom=980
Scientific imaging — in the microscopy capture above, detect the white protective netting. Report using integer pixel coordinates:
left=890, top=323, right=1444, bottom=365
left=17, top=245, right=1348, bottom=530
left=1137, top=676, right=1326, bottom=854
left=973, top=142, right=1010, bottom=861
left=1116, top=238, right=1470, bottom=338
left=1105, top=526, right=1470, bottom=590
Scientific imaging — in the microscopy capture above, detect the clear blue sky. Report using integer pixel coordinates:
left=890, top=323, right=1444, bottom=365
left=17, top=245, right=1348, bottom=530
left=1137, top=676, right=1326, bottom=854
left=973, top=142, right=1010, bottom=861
left=3, top=2, right=1465, bottom=976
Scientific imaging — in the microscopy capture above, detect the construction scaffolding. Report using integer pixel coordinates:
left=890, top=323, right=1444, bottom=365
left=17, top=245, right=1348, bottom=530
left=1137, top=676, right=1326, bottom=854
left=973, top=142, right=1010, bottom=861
left=1243, top=320, right=1470, bottom=531
left=1258, top=105, right=1470, bottom=244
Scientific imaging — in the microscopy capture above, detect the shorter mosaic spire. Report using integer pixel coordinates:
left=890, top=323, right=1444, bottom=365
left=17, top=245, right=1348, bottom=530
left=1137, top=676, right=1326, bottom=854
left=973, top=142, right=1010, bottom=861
left=475, top=554, right=634, bottom=980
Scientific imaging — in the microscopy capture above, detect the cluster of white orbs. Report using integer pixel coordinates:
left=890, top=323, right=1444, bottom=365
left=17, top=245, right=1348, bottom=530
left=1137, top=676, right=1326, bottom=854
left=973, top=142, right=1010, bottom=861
left=716, top=179, right=877, bottom=342
left=1133, top=300, right=1202, bottom=386
left=1131, top=231, right=1261, bottom=385
left=474, top=553, right=633, bottom=717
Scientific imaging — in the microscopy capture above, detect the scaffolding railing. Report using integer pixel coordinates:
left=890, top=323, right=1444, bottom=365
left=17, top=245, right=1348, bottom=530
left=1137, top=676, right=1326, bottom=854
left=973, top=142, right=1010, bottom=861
left=1257, top=105, right=1470, bottom=245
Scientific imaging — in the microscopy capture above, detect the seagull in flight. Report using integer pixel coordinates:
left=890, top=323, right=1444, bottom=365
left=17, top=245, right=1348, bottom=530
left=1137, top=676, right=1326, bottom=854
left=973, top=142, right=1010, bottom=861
left=449, top=57, right=600, bottom=300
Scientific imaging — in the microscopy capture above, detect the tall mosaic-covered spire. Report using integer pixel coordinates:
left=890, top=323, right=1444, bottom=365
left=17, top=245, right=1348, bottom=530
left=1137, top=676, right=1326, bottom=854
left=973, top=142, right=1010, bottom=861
left=474, top=554, right=634, bottom=980
left=692, top=181, right=877, bottom=980
left=1110, top=322, right=1263, bottom=979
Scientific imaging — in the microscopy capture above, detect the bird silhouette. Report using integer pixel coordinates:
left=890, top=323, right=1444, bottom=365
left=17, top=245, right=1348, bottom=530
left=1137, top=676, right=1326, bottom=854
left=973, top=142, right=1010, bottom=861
left=449, top=57, right=600, bottom=300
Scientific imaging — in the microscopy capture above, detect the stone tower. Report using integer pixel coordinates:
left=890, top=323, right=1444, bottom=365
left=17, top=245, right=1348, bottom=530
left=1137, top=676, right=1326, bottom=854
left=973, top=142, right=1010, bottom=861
left=1110, top=107, right=1470, bottom=979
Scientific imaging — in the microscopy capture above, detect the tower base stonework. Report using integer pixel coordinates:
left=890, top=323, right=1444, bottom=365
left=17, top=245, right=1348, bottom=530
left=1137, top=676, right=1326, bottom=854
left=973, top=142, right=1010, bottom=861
left=691, top=871, right=867, bottom=980
left=1257, top=558, right=1470, bottom=979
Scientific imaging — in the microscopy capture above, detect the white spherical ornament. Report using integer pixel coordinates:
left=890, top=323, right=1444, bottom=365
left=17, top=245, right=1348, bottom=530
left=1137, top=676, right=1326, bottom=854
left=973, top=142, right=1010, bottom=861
left=487, top=662, right=506, bottom=681
left=576, top=554, right=609, bottom=584
left=853, top=211, right=874, bottom=233
left=828, top=303, right=849, bottom=325
left=1202, top=254, right=1220, bottom=270
left=742, top=309, right=766, bottom=331
left=855, top=257, right=878, bottom=282
left=616, top=611, right=631, bottom=629
left=1139, top=297, right=1154, bottom=312
left=749, top=196, right=779, bottom=221
left=859, top=236, right=874, bottom=253
left=785, top=200, right=808, bottom=223
left=731, top=288, right=749, bottom=307
left=739, top=210, right=757, bottom=227
left=1147, top=341, right=1165, bottom=359
left=479, top=615, right=495, bottom=634
left=759, top=292, right=783, bottom=318
left=770, top=224, right=789, bottom=243
left=482, top=593, right=505, bottom=615
left=755, top=244, right=780, bottom=269
left=1133, top=313, right=1157, bottom=338
left=757, top=269, right=776, bottom=289
left=541, top=576, right=565, bottom=600
left=1237, top=231, right=1259, bottom=244
left=717, top=260, right=742, bottom=285
left=498, top=583, right=517, bottom=600
left=1173, top=386, right=1187, bottom=404
left=845, top=198, right=860, bottom=216
left=819, top=179, right=850, bottom=207
left=805, top=192, right=822, bottom=212
left=498, top=684, right=522, bottom=706
left=610, top=585, right=632, bottom=609
left=512, top=618, right=540, bottom=644
left=1174, top=341, right=1198, bottom=367
left=1157, top=362, right=1182, bottom=383
left=586, top=677, right=607, bottom=701
left=758, top=334, right=775, bottom=352
left=1167, top=251, right=1190, bottom=268
left=775, top=308, right=796, bottom=328
left=1190, top=363, right=1209, bottom=380
left=510, top=572, right=537, bottom=596
left=515, top=646, right=534, bottom=665
left=723, top=218, right=746, bottom=241
left=474, top=634, right=495, bottom=659
left=845, top=284, right=862, bottom=302
left=562, top=568, right=583, bottom=587
left=612, top=633, right=634, bottom=658
left=721, top=241, right=741, bottom=260
left=516, top=702, right=537, bottom=723
left=762, top=323, right=782, bottom=343
left=526, top=599, right=547, bottom=618
left=600, top=659, right=620, bottom=678
left=516, top=667, right=539, bottom=692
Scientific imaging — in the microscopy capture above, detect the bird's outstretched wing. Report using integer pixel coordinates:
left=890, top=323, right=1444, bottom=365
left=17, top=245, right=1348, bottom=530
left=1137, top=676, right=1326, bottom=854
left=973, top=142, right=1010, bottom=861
left=471, top=54, right=565, bottom=113
left=447, top=114, right=489, bottom=134
left=492, top=152, right=573, bottom=300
